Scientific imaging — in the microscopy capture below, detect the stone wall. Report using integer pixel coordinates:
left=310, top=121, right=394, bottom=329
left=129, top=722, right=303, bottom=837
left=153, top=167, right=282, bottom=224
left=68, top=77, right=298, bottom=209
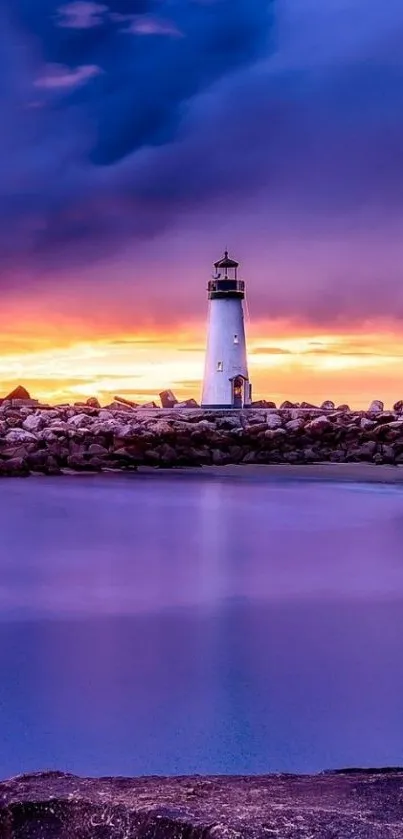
left=1, top=399, right=403, bottom=476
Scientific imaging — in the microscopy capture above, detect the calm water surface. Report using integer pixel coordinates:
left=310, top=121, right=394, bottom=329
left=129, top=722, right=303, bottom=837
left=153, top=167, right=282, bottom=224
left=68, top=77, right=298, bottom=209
left=0, top=472, right=403, bottom=778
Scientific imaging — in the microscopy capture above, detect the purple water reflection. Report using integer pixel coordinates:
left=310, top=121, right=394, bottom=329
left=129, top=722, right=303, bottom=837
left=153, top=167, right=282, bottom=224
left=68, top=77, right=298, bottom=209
left=0, top=473, right=402, bottom=777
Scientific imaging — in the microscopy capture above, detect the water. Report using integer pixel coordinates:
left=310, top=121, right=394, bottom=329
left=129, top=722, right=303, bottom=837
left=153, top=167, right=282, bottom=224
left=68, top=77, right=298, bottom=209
left=0, top=472, right=403, bottom=779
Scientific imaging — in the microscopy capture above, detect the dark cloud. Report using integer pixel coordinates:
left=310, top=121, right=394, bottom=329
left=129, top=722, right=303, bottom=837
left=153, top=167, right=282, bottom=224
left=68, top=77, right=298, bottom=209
left=2, top=0, right=403, bottom=330
left=0, top=0, right=272, bottom=278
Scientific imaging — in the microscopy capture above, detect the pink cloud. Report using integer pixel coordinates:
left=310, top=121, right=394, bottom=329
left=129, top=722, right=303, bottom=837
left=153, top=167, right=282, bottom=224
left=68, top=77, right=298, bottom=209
left=56, top=1, right=108, bottom=29
left=34, top=64, right=102, bottom=90
left=123, top=16, right=183, bottom=37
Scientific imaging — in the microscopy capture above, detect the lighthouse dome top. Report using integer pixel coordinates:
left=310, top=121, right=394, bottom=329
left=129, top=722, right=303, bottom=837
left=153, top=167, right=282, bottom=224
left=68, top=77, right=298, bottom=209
left=214, top=250, right=239, bottom=269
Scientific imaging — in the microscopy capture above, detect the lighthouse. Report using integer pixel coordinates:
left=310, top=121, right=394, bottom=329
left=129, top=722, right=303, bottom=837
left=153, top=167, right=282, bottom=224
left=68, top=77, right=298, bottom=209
left=201, top=251, right=252, bottom=408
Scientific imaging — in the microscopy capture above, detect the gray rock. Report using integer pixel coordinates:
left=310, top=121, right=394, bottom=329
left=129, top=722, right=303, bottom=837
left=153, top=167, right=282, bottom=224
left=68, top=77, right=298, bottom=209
left=360, top=417, right=375, bottom=431
left=305, top=416, right=332, bottom=434
left=264, top=428, right=287, bottom=439
left=22, top=413, right=45, bottom=433
left=1, top=445, right=30, bottom=460
left=88, top=444, right=109, bottom=456
left=0, top=457, right=29, bottom=476
left=285, top=418, right=305, bottom=432
left=381, top=444, right=396, bottom=463
left=5, top=429, right=37, bottom=444
left=349, top=441, right=377, bottom=460
left=66, top=455, right=90, bottom=470
left=266, top=413, right=283, bottom=430
left=67, top=414, right=93, bottom=428
left=242, top=451, right=257, bottom=463
left=368, top=399, right=384, bottom=414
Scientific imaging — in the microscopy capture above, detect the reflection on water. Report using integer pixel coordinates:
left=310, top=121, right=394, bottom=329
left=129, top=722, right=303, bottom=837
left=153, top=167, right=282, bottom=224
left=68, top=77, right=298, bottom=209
left=0, top=473, right=402, bottom=777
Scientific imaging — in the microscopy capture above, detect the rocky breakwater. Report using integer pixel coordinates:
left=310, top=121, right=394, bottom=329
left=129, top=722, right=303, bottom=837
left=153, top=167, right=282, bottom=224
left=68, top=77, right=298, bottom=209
left=1, top=768, right=403, bottom=837
left=1, top=398, right=403, bottom=476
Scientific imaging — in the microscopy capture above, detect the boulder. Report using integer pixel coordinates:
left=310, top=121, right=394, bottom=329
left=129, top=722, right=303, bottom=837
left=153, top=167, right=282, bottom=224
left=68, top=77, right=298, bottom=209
left=320, top=400, right=335, bottom=411
left=381, top=444, right=396, bottom=463
left=105, top=402, right=134, bottom=412
left=368, top=399, right=384, bottom=414
left=377, top=411, right=396, bottom=424
left=66, top=454, right=92, bottom=470
left=388, top=420, right=403, bottom=431
left=393, top=399, right=403, bottom=413
left=360, top=417, right=375, bottom=431
left=264, top=427, right=287, bottom=439
left=159, top=389, right=178, bottom=408
left=216, top=417, right=242, bottom=430
left=266, top=413, right=283, bottom=430
left=0, top=456, right=30, bottom=476
left=86, top=397, right=101, bottom=408
left=22, top=413, right=45, bottom=433
left=114, top=396, right=139, bottom=408
left=280, top=400, right=298, bottom=409
left=67, top=414, right=93, bottom=428
left=285, top=418, right=305, bottom=432
left=242, top=450, right=258, bottom=463
left=27, top=450, right=56, bottom=470
left=305, top=415, right=332, bottom=434
left=247, top=422, right=269, bottom=436
left=349, top=441, right=377, bottom=460
left=5, top=429, right=38, bottom=444
left=88, top=443, right=109, bottom=456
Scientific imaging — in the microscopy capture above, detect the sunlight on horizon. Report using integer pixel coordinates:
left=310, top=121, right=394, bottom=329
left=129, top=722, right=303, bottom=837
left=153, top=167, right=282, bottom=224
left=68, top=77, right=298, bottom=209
left=1, top=319, right=403, bottom=408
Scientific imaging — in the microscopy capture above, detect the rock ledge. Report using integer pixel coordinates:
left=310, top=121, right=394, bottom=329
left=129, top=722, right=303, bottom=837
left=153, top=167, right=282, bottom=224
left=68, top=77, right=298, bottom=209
left=2, top=402, right=403, bottom=476
left=1, top=769, right=403, bottom=837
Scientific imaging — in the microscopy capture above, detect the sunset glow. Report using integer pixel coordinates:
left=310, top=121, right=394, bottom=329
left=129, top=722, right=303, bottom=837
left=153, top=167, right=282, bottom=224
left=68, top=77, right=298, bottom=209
left=1, top=316, right=403, bottom=408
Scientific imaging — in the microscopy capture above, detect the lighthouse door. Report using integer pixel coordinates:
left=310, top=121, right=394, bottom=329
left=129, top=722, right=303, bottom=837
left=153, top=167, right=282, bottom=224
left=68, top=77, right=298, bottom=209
left=232, top=376, right=244, bottom=408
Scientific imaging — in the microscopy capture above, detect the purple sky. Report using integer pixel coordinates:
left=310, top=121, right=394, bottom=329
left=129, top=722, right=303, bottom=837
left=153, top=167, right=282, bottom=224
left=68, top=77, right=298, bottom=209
left=1, top=0, right=403, bottom=329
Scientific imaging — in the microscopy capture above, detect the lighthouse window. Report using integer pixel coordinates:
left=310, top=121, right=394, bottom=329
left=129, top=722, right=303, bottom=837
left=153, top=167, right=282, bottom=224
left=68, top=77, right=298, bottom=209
left=217, top=361, right=223, bottom=372
left=233, top=334, right=239, bottom=344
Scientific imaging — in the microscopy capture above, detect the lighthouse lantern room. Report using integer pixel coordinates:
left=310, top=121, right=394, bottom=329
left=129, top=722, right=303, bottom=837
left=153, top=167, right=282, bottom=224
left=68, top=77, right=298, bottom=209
left=201, top=251, right=252, bottom=408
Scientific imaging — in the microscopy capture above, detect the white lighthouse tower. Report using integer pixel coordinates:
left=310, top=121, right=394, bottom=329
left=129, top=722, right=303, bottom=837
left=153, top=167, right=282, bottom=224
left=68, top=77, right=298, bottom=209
left=201, top=250, right=252, bottom=408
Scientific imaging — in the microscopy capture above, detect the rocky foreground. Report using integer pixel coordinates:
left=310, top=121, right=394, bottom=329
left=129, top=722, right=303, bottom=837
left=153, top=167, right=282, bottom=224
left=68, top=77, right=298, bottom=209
left=1, top=769, right=403, bottom=838
left=1, top=395, right=403, bottom=476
